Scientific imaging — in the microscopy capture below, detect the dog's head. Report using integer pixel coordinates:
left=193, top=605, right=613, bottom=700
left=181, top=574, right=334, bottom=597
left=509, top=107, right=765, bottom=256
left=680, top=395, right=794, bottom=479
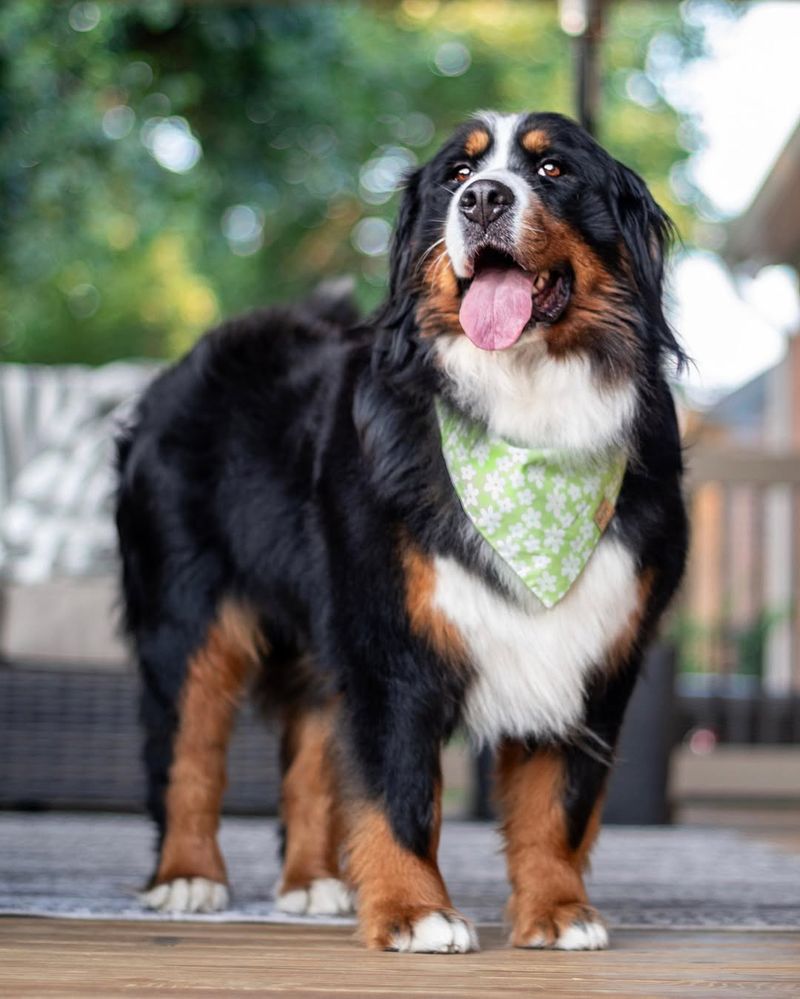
left=384, top=111, right=682, bottom=376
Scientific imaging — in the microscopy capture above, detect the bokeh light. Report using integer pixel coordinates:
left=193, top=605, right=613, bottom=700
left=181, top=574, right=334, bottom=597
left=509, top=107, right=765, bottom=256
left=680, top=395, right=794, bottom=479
left=433, top=40, right=471, bottom=77
left=68, top=2, right=100, bottom=33
left=352, top=217, right=392, bottom=257
left=141, top=117, right=202, bottom=174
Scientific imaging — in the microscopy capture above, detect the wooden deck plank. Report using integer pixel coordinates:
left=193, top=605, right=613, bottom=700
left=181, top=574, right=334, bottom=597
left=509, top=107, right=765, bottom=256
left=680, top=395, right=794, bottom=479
left=1, top=919, right=798, bottom=998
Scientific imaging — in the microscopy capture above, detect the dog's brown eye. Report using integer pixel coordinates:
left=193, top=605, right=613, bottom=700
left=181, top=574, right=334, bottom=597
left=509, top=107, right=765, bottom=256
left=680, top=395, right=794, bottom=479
left=452, top=164, right=472, bottom=184
left=538, top=161, right=562, bottom=178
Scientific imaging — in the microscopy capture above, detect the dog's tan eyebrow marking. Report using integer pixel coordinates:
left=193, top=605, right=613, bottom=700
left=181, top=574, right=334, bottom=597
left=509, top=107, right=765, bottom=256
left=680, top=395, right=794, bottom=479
left=521, top=129, right=550, bottom=154
left=464, top=127, right=491, bottom=158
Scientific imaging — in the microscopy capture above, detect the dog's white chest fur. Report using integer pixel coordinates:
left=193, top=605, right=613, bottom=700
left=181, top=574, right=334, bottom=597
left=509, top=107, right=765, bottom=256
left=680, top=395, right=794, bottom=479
left=433, top=538, right=637, bottom=744
left=432, top=335, right=641, bottom=744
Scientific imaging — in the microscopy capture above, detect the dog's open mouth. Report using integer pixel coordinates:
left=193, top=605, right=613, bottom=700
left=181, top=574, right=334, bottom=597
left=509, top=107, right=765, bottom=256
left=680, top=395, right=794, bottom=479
left=458, top=248, right=572, bottom=351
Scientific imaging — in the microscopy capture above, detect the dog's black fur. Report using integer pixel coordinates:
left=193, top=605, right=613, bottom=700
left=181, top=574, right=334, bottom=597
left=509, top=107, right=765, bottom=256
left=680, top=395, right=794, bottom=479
left=117, top=111, right=687, bottom=950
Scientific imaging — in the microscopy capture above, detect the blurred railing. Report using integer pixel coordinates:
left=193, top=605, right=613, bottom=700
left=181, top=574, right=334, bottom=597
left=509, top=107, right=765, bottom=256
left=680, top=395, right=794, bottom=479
left=676, top=446, right=800, bottom=744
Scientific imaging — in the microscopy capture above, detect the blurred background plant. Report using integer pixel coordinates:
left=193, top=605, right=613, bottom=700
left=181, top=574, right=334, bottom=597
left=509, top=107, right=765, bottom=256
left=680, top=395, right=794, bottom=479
left=0, top=0, right=712, bottom=364
left=671, top=605, right=791, bottom=682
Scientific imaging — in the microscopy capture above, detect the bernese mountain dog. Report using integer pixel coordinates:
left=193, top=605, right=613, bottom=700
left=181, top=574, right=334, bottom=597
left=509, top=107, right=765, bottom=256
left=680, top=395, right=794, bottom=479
left=117, top=111, right=687, bottom=953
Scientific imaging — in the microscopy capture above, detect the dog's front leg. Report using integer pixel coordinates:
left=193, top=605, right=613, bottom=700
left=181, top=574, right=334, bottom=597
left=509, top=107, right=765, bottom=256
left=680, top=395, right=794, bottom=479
left=342, top=680, right=478, bottom=953
left=495, top=658, right=643, bottom=950
left=496, top=739, right=610, bottom=951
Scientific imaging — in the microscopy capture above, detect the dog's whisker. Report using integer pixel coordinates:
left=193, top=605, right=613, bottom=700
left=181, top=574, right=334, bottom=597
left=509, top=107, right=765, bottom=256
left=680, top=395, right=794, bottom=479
left=429, top=250, right=452, bottom=282
left=418, top=237, right=446, bottom=266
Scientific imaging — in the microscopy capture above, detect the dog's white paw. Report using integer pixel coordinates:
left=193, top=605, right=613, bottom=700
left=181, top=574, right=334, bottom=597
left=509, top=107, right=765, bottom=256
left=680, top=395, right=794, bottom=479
left=276, top=877, right=355, bottom=916
left=521, top=917, right=609, bottom=951
left=554, top=918, right=609, bottom=950
left=387, top=911, right=479, bottom=954
left=140, top=877, right=229, bottom=914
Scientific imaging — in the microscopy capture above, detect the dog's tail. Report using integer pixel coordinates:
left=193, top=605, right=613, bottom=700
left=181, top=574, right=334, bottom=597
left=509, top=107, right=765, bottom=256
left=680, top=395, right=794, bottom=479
left=303, top=275, right=360, bottom=331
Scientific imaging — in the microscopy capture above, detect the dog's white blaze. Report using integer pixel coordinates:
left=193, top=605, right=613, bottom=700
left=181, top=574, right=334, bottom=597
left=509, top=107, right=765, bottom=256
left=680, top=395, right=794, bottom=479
left=445, top=112, right=530, bottom=278
left=435, top=336, right=637, bottom=452
left=478, top=111, right=521, bottom=172
left=433, top=538, right=637, bottom=744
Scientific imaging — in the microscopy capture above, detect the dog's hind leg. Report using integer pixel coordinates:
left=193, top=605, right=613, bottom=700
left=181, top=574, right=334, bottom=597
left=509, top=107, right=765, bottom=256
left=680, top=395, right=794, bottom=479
left=275, top=701, right=354, bottom=916
left=139, top=601, right=261, bottom=914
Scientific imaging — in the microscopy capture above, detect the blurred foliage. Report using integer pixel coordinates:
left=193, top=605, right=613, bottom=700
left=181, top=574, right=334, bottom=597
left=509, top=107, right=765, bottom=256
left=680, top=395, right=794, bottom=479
left=672, top=605, right=791, bottom=679
left=0, top=0, right=711, bottom=364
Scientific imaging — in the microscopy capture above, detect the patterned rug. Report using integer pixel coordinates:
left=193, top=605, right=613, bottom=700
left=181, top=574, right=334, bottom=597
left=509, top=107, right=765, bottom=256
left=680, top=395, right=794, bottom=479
left=1, top=813, right=798, bottom=929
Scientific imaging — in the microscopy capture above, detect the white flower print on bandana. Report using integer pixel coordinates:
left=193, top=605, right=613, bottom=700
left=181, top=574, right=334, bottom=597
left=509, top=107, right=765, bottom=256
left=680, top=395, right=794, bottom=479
left=436, top=399, right=627, bottom=608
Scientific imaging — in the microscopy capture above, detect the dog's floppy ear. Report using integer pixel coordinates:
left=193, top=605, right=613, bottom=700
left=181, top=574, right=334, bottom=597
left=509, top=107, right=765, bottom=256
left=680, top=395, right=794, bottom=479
left=612, top=161, right=686, bottom=369
left=368, top=166, right=426, bottom=379
left=612, top=162, right=669, bottom=301
left=382, top=167, right=423, bottom=325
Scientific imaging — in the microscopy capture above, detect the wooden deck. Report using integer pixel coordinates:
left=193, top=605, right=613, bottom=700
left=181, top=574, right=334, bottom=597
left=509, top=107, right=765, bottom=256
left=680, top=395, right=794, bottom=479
left=1, top=919, right=798, bottom=998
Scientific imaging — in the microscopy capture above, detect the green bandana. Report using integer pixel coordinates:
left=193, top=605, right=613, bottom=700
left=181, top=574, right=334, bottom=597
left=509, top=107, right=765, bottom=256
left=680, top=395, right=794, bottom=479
left=436, top=400, right=626, bottom=608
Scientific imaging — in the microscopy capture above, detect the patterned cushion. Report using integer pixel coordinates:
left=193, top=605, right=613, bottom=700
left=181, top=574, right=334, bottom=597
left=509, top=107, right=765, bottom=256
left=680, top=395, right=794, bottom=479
left=0, top=361, right=160, bottom=584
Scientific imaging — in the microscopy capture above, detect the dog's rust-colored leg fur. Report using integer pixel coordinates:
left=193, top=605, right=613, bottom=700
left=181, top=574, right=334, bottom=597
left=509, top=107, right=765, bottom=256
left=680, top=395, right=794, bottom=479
left=496, top=743, right=604, bottom=947
left=278, top=704, right=345, bottom=894
left=154, top=602, right=261, bottom=888
left=347, top=792, right=461, bottom=949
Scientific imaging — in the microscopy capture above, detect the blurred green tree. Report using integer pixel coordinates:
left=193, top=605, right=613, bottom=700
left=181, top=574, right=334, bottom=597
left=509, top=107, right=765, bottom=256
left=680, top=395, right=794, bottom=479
left=0, top=0, right=706, bottom=364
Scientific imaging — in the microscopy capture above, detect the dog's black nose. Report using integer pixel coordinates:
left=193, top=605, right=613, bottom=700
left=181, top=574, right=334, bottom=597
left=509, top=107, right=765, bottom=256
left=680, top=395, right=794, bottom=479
left=458, top=179, right=515, bottom=229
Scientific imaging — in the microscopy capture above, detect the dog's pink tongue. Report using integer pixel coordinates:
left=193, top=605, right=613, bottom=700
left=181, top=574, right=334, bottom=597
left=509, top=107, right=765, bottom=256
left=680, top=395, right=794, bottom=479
left=459, top=266, right=535, bottom=350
